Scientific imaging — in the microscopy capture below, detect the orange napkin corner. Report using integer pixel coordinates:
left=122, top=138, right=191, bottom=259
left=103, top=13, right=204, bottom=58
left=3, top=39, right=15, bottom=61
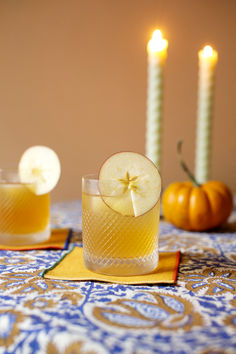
left=0, top=228, right=72, bottom=251
left=42, top=246, right=180, bottom=285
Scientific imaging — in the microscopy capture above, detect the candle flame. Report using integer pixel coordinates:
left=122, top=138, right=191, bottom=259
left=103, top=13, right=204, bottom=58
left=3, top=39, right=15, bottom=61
left=148, top=29, right=168, bottom=53
left=202, top=45, right=214, bottom=58
left=152, top=29, right=162, bottom=41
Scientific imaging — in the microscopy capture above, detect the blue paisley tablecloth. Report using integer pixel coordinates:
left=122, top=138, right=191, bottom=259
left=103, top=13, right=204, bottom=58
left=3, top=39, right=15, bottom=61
left=0, top=199, right=236, bottom=354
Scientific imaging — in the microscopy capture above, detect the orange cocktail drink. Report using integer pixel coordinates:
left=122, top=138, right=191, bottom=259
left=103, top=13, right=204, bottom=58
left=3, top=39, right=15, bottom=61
left=0, top=169, right=50, bottom=245
left=82, top=152, right=161, bottom=276
left=0, top=144, right=61, bottom=246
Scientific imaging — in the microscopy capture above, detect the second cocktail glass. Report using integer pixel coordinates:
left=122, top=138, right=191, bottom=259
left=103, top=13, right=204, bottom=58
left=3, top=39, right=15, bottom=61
left=0, top=145, right=61, bottom=246
left=0, top=169, right=50, bottom=245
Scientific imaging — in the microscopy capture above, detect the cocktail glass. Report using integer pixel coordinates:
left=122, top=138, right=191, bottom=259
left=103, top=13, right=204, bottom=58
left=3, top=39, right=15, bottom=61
left=82, top=174, right=160, bottom=276
left=0, top=169, right=50, bottom=245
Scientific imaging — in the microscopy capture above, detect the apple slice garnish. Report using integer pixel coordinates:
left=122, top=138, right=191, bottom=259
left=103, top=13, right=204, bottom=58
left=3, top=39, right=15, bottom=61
left=98, top=152, right=161, bottom=217
left=19, top=146, right=61, bottom=195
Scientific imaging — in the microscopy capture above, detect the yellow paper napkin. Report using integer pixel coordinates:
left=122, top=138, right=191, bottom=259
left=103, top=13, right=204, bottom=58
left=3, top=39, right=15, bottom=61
left=0, top=228, right=72, bottom=251
left=42, top=246, right=180, bottom=284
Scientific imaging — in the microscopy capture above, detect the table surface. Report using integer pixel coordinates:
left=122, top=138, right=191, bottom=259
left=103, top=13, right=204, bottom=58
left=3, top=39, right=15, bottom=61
left=0, top=200, right=236, bottom=354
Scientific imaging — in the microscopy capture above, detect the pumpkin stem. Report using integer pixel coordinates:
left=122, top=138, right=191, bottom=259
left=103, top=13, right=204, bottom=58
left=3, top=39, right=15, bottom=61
left=177, top=140, right=201, bottom=187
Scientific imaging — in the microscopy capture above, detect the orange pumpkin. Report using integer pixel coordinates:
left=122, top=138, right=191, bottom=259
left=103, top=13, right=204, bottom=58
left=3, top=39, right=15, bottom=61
left=162, top=180, right=233, bottom=231
left=162, top=140, right=233, bottom=231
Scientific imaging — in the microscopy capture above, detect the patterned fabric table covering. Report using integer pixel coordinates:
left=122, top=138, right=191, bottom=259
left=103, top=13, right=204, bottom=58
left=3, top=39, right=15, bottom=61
left=0, top=200, right=235, bottom=354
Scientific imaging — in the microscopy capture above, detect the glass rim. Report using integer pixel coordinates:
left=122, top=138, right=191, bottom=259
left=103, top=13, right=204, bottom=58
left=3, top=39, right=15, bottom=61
left=82, top=174, right=98, bottom=181
left=0, top=168, right=33, bottom=185
left=82, top=174, right=127, bottom=185
left=82, top=174, right=161, bottom=201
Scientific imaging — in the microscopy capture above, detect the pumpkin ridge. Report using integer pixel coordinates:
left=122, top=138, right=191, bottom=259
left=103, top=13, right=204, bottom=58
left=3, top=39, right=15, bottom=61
left=175, top=184, right=192, bottom=230
left=189, top=187, right=212, bottom=231
left=169, top=183, right=183, bottom=222
left=201, top=187, right=214, bottom=229
left=204, top=182, right=233, bottom=206
left=187, top=186, right=194, bottom=230
left=202, top=183, right=233, bottom=227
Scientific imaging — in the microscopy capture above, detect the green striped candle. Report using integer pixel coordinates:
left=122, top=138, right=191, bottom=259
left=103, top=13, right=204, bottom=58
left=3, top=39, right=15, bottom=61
left=195, top=45, right=218, bottom=184
left=146, top=30, right=168, bottom=170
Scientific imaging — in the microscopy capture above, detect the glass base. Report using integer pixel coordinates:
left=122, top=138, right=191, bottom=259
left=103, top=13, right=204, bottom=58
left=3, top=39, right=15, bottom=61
left=0, top=225, right=50, bottom=246
left=83, top=250, right=159, bottom=276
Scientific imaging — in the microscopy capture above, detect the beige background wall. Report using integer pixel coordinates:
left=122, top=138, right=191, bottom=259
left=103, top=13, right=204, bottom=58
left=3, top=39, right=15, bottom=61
left=0, top=0, right=235, bottom=202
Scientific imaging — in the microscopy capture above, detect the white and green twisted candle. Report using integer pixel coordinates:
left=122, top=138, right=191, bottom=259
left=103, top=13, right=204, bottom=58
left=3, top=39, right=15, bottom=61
left=195, top=45, right=218, bottom=184
left=146, top=30, right=168, bottom=170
